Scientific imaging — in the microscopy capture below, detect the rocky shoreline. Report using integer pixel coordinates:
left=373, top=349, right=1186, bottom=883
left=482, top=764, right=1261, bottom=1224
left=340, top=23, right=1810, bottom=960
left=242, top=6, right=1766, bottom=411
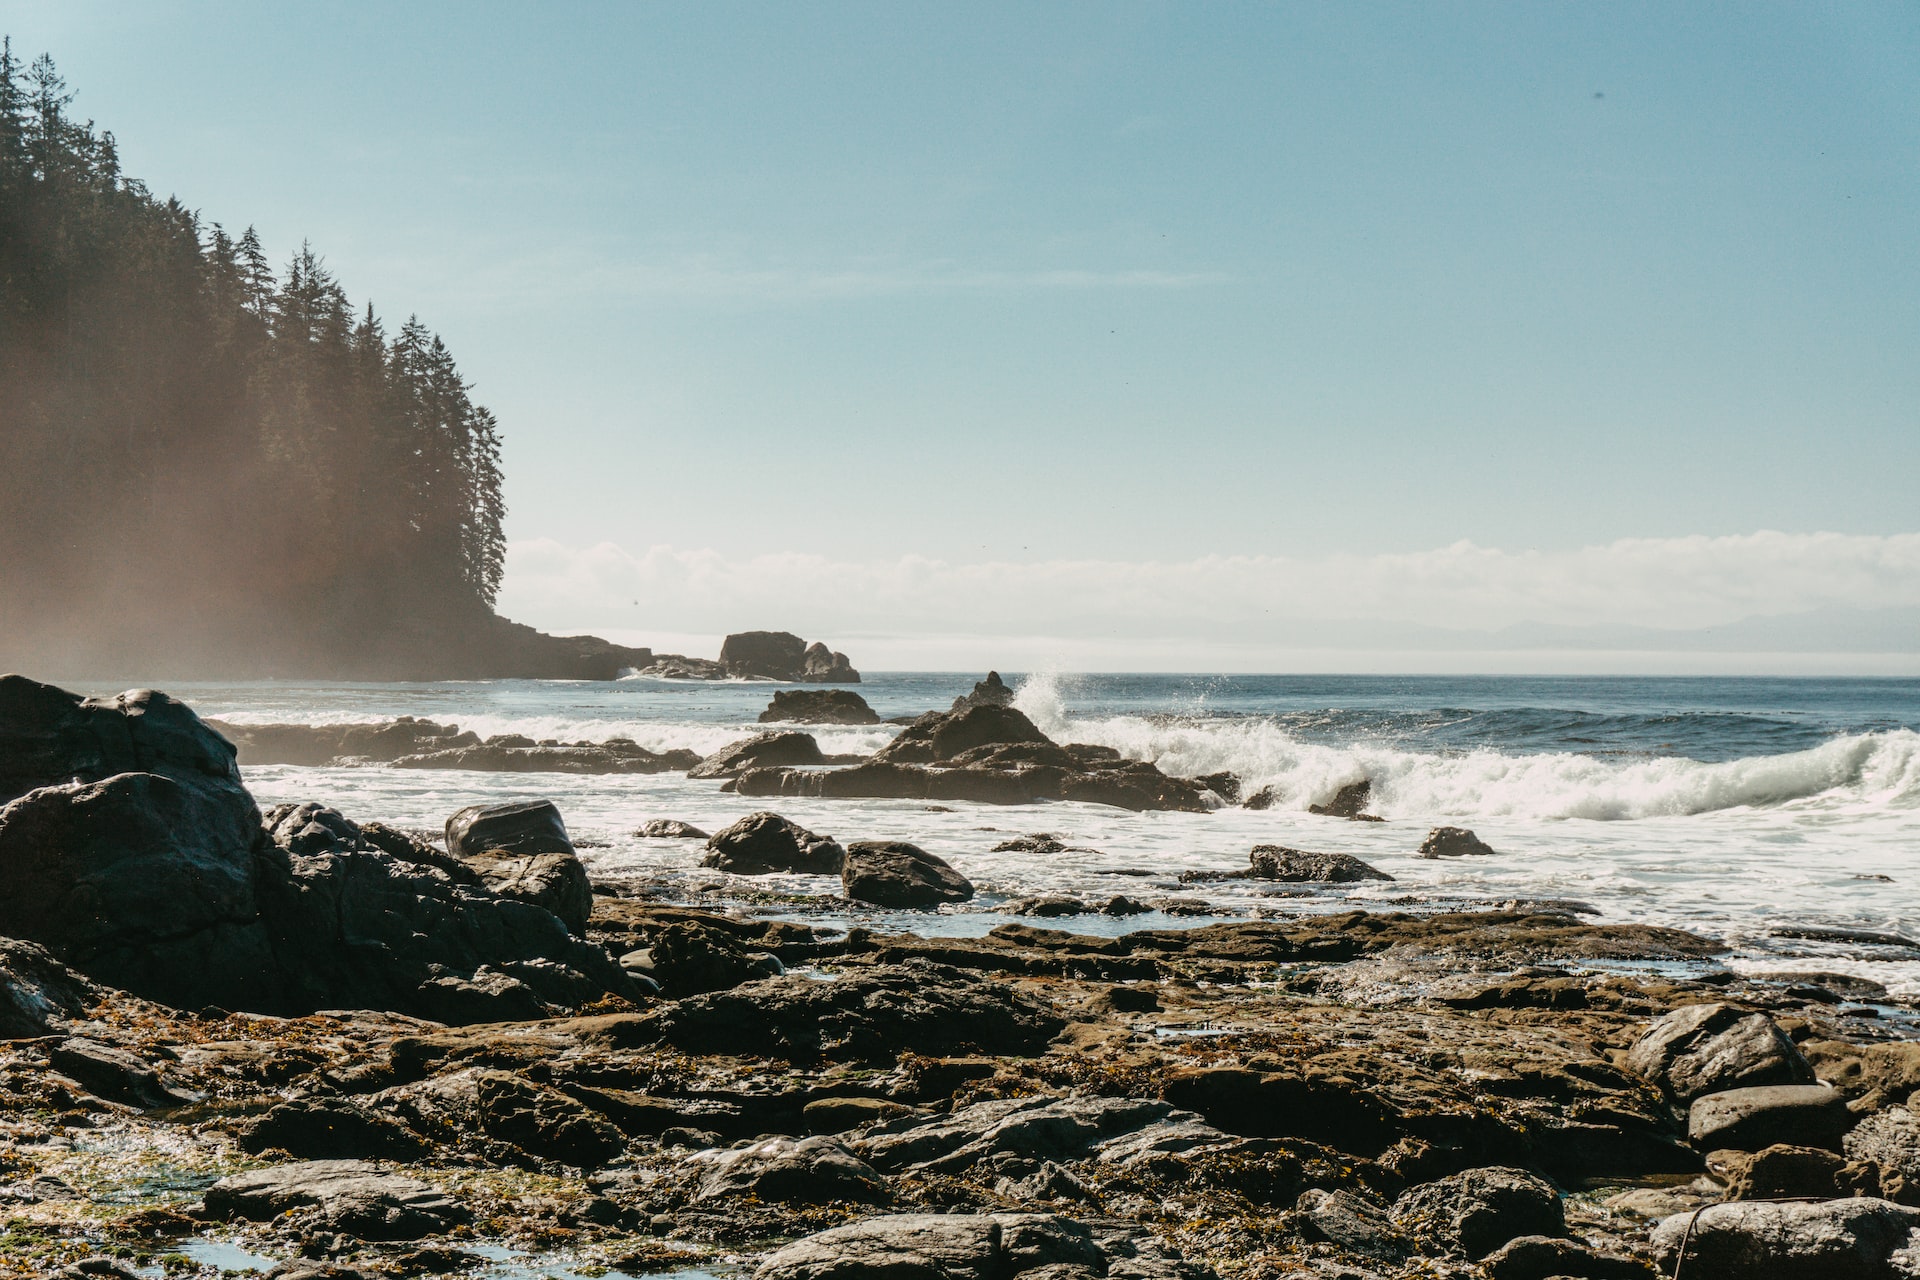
left=4, top=676, right=1920, bottom=1279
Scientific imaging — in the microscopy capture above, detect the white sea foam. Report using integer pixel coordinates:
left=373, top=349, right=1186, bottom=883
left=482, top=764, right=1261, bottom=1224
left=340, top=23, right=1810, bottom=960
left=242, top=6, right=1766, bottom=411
left=1013, top=671, right=1920, bottom=820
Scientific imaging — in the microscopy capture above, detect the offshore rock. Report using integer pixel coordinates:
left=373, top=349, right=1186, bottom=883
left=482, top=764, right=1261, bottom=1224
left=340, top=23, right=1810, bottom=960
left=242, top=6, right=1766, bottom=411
left=876, top=705, right=1053, bottom=765
left=801, top=641, right=861, bottom=684
left=393, top=740, right=697, bottom=773
left=703, top=812, right=847, bottom=875
left=951, top=671, right=1017, bottom=712
left=718, top=632, right=862, bottom=683
left=841, top=841, right=974, bottom=908
left=760, top=689, right=881, bottom=725
left=638, top=818, right=709, bottom=839
left=690, top=731, right=829, bottom=778
left=204, top=716, right=478, bottom=766
left=1418, top=826, right=1498, bottom=858
left=1248, top=845, right=1393, bottom=883
left=1309, top=779, right=1378, bottom=819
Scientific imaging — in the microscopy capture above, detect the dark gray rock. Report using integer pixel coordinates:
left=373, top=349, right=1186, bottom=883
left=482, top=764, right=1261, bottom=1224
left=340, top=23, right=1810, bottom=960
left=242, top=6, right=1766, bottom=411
left=614, top=960, right=1065, bottom=1066
left=876, top=705, right=1053, bottom=765
left=721, top=631, right=810, bottom=680
left=638, top=819, right=709, bottom=839
left=445, top=799, right=573, bottom=860
left=1308, top=779, right=1375, bottom=819
left=0, top=938, right=94, bottom=1038
left=864, top=1095, right=1181, bottom=1173
left=239, top=1096, right=429, bottom=1161
left=49, top=1038, right=191, bottom=1108
left=1418, top=827, right=1497, bottom=858
left=842, top=841, right=974, bottom=908
left=1688, top=1085, right=1854, bottom=1152
left=703, top=811, right=846, bottom=875
left=1241, top=785, right=1277, bottom=810
left=1390, top=1166, right=1565, bottom=1260
left=454, top=847, right=593, bottom=936
left=688, top=1134, right=888, bottom=1204
left=393, top=742, right=696, bottom=773
left=1248, top=845, right=1392, bottom=883
left=754, top=1213, right=1103, bottom=1280
left=1622, top=1003, right=1815, bottom=1101
left=801, top=642, right=861, bottom=684
left=203, top=1159, right=468, bottom=1240
left=761, top=690, right=881, bottom=725
left=1649, top=1197, right=1920, bottom=1279
left=690, top=731, right=829, bottom=779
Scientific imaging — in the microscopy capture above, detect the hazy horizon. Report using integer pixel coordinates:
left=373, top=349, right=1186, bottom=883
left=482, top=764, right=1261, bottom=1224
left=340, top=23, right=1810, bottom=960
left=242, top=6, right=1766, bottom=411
left=6, top=3, right=1916, bottom=674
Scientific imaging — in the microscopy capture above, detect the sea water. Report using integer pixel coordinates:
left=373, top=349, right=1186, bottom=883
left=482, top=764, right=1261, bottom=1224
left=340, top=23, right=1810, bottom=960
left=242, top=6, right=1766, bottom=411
left=161, top=673, right=1920, bottom=995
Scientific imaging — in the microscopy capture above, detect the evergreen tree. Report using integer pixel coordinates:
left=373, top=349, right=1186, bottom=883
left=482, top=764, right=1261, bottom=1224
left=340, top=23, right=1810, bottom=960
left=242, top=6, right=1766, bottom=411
left=0, top=46, right=510, bottom=674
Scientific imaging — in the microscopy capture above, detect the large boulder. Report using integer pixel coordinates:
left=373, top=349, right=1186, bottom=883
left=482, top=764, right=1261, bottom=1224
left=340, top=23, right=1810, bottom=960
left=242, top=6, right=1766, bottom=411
left=703, top=812, right=846, bottom=875
left=689, top=731, right=828, bottom=779
left=203, top=1160, right=467, bottom=1240
left=841, top=841, right=974, bottom=908
left=1623, top=1003, right=1815, bottom=1101
left=0, top=677, right=271, bottom=1007
left=1649, top=1198, right=1920, bottom=1279
left=761, top=690, right=881, bottom=725
left=1391, top=1166, right=1565, bottom=1260
left=445, top=799, right=573, bottom=860
left=442, top=801, right=591, bottom=935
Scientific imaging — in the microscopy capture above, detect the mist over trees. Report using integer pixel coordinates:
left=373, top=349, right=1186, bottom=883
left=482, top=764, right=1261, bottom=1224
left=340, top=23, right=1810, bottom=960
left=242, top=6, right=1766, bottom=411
left=0, top=45, right=516, bottom=677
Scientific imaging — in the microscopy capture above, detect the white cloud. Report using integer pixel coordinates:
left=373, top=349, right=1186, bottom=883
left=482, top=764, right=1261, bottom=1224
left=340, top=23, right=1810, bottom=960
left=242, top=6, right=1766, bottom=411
left=495, top=531, right=1920, bottom=671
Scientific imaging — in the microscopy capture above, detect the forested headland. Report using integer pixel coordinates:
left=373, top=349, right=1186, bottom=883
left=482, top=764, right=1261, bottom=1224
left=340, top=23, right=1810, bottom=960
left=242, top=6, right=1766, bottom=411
left=0, top=45, right=646, bottom=679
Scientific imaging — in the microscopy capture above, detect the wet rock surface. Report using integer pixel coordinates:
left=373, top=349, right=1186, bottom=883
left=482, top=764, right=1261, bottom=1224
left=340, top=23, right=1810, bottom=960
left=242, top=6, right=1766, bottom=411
left=841, top=841, right=975, bottom=907
left=704, top=811, right=848, bottom=875
left=5, top=679, right=1920, bottom=1279
left=733, top=704, right=1215, bottom=812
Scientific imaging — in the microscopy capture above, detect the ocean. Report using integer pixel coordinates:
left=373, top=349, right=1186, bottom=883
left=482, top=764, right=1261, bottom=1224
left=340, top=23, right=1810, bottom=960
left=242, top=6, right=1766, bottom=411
left=162, top=672, right=1920, bottom=995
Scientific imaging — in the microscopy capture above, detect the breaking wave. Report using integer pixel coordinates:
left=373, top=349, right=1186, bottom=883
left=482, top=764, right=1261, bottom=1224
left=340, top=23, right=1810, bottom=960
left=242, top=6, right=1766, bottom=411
left=1012, top=672, right=1920, bottom=821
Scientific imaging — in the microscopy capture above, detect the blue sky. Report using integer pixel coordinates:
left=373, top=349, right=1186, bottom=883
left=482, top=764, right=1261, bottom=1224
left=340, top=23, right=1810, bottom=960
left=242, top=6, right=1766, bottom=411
left=7, top=3, right=1917, bottom=667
